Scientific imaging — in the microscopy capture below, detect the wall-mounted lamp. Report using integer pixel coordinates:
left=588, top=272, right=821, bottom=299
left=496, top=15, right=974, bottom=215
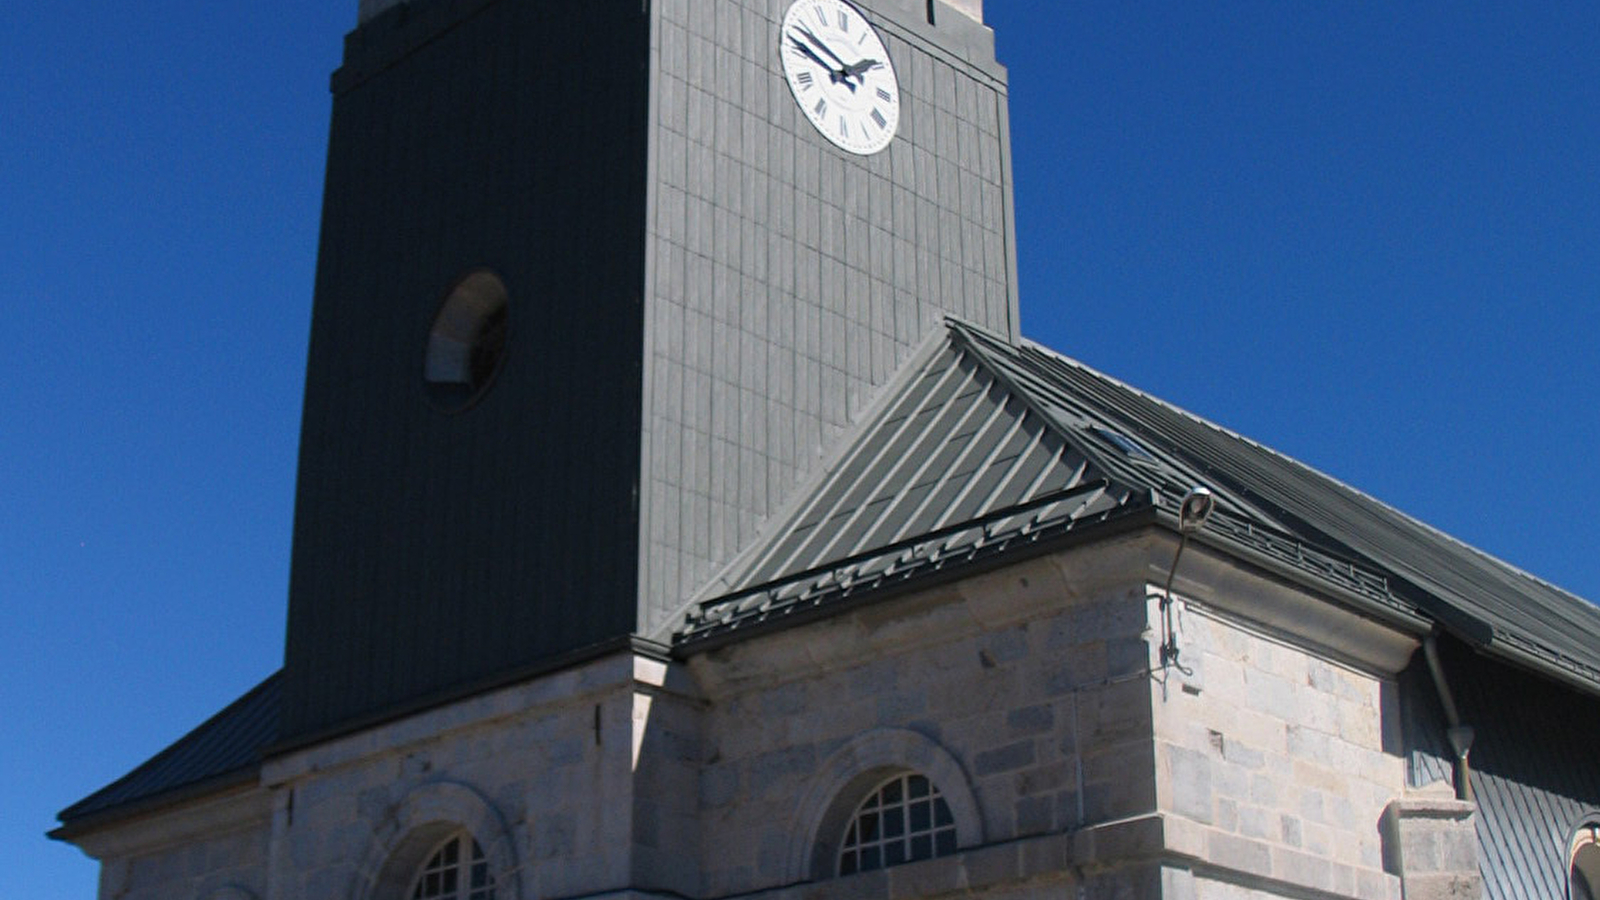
left=1159, top=487, right=1213, bottom=671
left=1178, top=486, right=1214, bottom=533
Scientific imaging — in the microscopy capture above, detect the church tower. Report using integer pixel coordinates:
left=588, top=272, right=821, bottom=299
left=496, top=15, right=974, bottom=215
left=55, top=9, right=1600, bottom=899
left=281, top=0, right=1017, bottom=744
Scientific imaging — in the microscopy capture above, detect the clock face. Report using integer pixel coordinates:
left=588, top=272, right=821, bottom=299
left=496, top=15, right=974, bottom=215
left=779, top=0, right=901, bottom=155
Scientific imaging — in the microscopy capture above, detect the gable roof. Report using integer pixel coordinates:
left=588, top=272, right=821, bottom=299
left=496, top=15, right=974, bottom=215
left=679, top=320, right=1600, bottom=698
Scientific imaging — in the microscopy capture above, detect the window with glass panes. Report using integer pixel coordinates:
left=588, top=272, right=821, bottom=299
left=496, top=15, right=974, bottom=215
left=1574, top=824, right=1600, bottom=900
left=837, top=772, right=957, bottom=876
left=409, top=832, right=495, bottom=900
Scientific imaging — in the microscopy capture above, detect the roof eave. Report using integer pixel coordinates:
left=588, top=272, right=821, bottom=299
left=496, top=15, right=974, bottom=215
left=50, top=764, right=262, bottom=846
left=675, top=502, right=1161, bottom=655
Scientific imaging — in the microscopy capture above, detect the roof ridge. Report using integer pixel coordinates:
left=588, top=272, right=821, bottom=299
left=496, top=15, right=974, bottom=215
left=1015, top=337, right=1597, bottom=612
left=945, top=319, right=1133, bottom=477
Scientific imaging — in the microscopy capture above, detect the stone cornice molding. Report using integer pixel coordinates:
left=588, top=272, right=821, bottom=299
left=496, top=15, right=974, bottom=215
left=67, top=783, right=269, bottom=860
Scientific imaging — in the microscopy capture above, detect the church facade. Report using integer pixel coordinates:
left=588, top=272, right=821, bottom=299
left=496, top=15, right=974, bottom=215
left=54, top=2, right=1600, bottom=899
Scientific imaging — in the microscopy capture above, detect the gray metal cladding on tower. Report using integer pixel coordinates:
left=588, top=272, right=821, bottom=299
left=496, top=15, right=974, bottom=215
left=280, top=0, right=1016, bottom=744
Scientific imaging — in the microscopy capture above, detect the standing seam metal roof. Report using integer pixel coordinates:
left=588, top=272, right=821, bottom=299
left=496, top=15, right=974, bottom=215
left=989, top=326, right=1600, bottom=689
left=54, top=672, right=281, bottom=829
left=681, top=319, right=1600, bottom=701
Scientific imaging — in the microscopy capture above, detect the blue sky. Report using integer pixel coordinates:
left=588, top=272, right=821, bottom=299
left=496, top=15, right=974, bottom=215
left=5, top=3, right=1597, bottom=897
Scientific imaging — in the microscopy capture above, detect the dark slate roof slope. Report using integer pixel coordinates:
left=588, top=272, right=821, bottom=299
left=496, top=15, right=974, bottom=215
left=54, top=671, right=281, bottom=833
left=681, top=320, right=1600, bottom=698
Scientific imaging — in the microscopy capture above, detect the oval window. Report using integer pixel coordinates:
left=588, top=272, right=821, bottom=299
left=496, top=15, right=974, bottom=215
left=424, top=270, right=509, bottom=412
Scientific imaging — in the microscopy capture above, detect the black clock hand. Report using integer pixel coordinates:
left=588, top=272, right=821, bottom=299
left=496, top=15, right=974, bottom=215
left=793, top=26, right=857, bottom=89
left=843, top=59, right=883, bottom=79
left=795, top=25, right=848, bottom=67
left=789, top=36, right=845, bottom=83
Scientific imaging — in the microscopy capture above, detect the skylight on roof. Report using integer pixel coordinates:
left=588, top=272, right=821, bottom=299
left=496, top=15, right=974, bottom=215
left=1092, top=427, right=1157, bottom=462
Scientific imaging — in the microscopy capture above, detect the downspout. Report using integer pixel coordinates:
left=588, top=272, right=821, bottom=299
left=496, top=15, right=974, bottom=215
left=1422, top=634, right=1475, bottom=803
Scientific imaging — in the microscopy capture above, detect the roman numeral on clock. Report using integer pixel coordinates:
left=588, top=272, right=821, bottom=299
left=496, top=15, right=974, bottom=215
left=781, top=0, right=900, bottom=155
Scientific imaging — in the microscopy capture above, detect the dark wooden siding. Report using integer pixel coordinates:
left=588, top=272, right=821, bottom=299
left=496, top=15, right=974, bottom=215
left=1402, top=636, right=1600, bottom=899
left=282, top=0, right=651, bottom=742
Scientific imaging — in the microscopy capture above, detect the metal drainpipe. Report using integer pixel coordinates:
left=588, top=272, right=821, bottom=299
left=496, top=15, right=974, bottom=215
left=1422, top=635, right=1475, bottom=803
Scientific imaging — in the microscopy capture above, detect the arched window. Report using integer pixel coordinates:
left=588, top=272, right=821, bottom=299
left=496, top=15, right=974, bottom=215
left=792, top=729, right=983, bottom=883
left=1574, top=824, right=1600, bottom=900
left=408, top=831, right=496, bottom=900
left=836, top=772, right=958, bottom=876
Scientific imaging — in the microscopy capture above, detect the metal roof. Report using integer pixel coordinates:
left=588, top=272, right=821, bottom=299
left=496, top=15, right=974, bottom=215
left=732, top=339, right=1141, bottom=586
left=60, top=317, right=1600, bottom=830
left=680, top=320, right=1600, bottom=698
left=54, top=672, right=280, bottom=831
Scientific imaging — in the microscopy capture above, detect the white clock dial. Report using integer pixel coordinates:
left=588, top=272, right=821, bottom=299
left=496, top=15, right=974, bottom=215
left=780, top=0, right=901, bottom=155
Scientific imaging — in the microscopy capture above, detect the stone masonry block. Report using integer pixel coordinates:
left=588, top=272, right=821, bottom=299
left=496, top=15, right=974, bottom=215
left=1272, top=845, right=1334, bottom=893
left=1007, top=703, right=1054, bottom=736
left=1207, top=831, right=1271, bottom=878
left=1015, top=795, right=1055, bottom=835
left=1165, top=744, right=1213, bottom=823
left=1082, top=678, right=1152, bottom=746
left=1382, top=795, right=1481, bottom=900
left=1016, top=761, right=1072, bottom=797
left=1081, top=744, right=1157, bottom=823
left=974, top=740, right=1036, bottom=777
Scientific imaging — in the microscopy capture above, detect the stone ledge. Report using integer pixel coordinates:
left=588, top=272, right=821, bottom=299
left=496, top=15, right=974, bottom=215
left=1384, top=796, right=1476, bottom=821
left=1074, top=813, right=1398, bottom=900
left=537, top=814, right=1405, bottom=900
left=1071, top=814, right=1182, bottom=870
left=1381, top=795, right=1482, bottom=899
left=730, top=832, right=1079, bottom=900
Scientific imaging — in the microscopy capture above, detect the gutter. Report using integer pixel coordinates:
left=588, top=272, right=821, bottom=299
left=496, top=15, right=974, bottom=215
left=1176, top=519, right=1432, bottom=637
left=49, top=765, right=261, bottom=843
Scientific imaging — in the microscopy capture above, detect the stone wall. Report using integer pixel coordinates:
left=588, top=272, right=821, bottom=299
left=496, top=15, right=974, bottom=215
left=682, top=533, right=1423, bottom=900
left=684, top=539, right=1173, bottom=896
left=73, top=789, right=271, bottom=900
left=74, top=532, right=1451, bottom=900
left=1152, top=603, right=1406, bottom=899
left=258, top=653, right=696, bottom=900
